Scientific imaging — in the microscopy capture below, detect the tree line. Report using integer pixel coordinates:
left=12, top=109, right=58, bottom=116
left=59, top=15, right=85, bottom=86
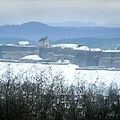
left=0, top=66, right=120, bottom=120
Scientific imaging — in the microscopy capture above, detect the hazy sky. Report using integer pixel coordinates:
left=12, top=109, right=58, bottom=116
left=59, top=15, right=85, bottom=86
left=0, top=0, right=120, bottom=26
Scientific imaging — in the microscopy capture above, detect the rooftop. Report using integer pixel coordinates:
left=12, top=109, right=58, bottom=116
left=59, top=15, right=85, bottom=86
left=39, top=36, right=48, bottom=42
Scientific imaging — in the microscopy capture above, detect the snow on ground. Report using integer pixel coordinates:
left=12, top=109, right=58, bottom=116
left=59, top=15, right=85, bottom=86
left=0, top=62, right=120, bottom=88
left=103, top=50, right=120, bottom=52
left=90, top=48, right=102, bottom=51
left=52, top=44, right=89, bottom=51
left=52, top=44, right=102, bottom=51
left=21, top=55, right=42, bottom=60
left=18, top=41, right=30, bottom=45
left=75, top=70, right=120, bottom=87
left=0, top=62, right=78, bottom=84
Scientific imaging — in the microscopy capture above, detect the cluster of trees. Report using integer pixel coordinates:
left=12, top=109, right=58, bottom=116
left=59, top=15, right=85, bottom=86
left=0, top=67, right=120, bottom=120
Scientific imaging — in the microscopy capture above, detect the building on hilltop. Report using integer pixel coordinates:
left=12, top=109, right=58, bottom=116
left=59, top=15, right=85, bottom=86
left=38, top=36, right=50, bottom=48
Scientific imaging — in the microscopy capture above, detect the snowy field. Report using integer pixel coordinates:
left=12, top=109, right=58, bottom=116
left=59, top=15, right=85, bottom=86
left=0, top=62, right=120, bottom=88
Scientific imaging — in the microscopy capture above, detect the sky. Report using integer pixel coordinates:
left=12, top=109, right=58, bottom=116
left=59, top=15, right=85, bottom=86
left=0, top=0, right=120, bottom=26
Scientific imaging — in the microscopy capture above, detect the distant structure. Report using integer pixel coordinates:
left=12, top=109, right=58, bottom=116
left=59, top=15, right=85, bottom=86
left=100, top=50, right=120, bottom=68
left=1, top=36, right=120, bottom=68
left=38, top=36, right=50, bottom=48
left=17, top=41, right=30, bottom=46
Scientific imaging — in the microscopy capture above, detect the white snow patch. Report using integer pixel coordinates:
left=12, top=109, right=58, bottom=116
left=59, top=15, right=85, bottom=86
left=52, top=44, right=102, bottom=51
left=21, top=55, right=42, bottom=60
left=6, top=44, right=14, bottom=46
left=18, top=41, right=30, bottom=45
left=75, top=70, right=120, bottom=87
left=52, top=44, right=89, bottom=51
left=103, top=50, right=120, bottom=52
left=0, top=62, right=120, bottom=88
left=90, top=48, right=102, bottom=51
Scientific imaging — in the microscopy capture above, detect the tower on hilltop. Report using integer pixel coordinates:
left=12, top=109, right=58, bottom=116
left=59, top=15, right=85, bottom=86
left=38, top=36, right=50, bottom=48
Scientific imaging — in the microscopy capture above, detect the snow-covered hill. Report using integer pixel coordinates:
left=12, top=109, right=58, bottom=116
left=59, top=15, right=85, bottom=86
left=52, top=44, right=101, bottom=51
left=0, top=62, right=120, bottom=90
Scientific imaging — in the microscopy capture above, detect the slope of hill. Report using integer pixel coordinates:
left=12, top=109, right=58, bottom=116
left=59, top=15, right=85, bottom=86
left=0, top=62, right=120, bottom=88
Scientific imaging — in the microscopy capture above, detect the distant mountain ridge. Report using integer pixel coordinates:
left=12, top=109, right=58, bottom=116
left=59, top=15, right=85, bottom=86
left=49, top=21, right=98, bottom=27
left=49, top=21, right=120, bottom=28
left=0, top=21, right=120, bottom=48
left=0, top=21, right=120, bottom=40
